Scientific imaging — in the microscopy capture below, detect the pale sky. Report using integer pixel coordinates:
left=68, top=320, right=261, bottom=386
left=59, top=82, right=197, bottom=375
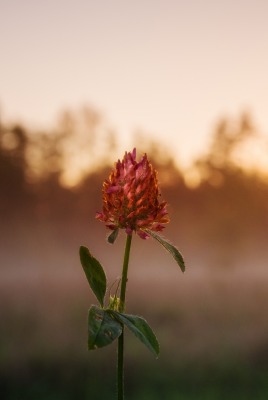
left=1, top=0, right=268, bottom=168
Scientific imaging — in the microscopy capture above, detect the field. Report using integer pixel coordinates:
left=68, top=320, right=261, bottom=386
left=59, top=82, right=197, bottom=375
left=1, top=227, right=268, bottom=399
left=1, top=124, right=268, bottom=399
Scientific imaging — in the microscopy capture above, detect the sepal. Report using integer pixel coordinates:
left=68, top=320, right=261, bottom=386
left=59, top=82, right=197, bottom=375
left=107, top=229, right=119, bottom=244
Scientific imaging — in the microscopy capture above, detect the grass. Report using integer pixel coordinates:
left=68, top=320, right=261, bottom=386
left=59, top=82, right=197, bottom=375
left=1, top=355, right=268, bottom=400
left=1, top=254, right=268, bottom=399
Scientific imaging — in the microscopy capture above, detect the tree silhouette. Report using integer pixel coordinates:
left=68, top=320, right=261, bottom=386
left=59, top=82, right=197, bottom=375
left=0, top=123, right=32, bottom=216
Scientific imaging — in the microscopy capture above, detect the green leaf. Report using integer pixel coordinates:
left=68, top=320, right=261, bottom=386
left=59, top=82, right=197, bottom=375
left=88, top=305, right=122, bottom=350
left=144, top=230, right=186, bottom=272
left=107, top=229, right=119, bottom=244
left=79, top=246, right=107, bottom=307
left=111, top=311, right=160, bottom=357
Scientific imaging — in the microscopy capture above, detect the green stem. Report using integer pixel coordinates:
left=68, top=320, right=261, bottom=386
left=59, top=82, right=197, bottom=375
left=119, top=234, right=132, bottom=312
left=117, top=233, right=132, bottom=400
left=117, top=330, right=124, bottom=400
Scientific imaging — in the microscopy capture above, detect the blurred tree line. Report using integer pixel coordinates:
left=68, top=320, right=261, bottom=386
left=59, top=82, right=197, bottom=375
left=0, top=107, right=268, bottom=269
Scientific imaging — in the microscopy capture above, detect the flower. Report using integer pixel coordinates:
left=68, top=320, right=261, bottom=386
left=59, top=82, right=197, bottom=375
left=96, top=148, right=169, bottom=239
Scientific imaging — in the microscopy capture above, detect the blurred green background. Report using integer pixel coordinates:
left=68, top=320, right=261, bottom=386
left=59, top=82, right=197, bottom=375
left=1, top=111, right=268, bottom=399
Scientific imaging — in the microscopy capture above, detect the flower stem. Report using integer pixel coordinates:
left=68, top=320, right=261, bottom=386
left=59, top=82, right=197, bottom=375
left=117, top=332, right=124, bottom=400
left=119, top=233, right=132, bottom=312
left=117, top=233, right=132, bottom=400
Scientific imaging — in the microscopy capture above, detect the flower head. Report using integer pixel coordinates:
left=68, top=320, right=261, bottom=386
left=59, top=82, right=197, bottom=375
left=96, top=148, right=169, bottom=239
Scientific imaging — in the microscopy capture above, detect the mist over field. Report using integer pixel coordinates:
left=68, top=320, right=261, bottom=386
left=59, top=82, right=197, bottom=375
left=1, top=109, right=268, bottom=399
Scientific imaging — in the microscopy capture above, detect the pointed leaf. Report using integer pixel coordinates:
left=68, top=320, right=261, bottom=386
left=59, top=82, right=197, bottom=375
left=111, top=311, right=160, bottom=357
left=107, top=229, right=119, bottom=244
left=144, top=230, right=186, bottom=272
left=79, top=246, right=107, bottom=306
left=88, top=305, right=122, bottom=350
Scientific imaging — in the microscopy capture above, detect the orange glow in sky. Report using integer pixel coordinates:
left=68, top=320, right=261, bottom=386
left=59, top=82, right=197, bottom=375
left=1, top=0, right=268, bottom=169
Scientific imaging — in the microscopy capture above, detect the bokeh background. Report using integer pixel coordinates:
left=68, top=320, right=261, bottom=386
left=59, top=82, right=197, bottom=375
left=1, top=1, right=268, bottom=399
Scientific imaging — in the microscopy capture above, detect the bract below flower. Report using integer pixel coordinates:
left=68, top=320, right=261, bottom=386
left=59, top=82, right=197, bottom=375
left=96, top=148, right=169, bottom=239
